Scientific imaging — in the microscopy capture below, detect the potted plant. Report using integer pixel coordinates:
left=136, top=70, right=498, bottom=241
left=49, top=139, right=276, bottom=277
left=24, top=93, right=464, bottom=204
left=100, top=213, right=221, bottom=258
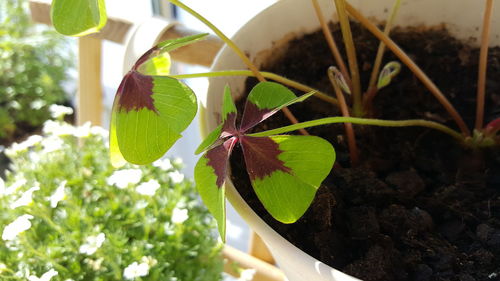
left=0, top=110, right=223, bottom=280
left=51, top=0, right=499, bottom=280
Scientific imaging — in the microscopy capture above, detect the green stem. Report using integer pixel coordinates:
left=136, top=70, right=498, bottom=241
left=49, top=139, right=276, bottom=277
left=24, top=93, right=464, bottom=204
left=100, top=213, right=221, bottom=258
left=333, top=0, right=363, bottom=116
left=367, top=0, right=401, bottom=92
left=248, top=117, right=463, bottom=140
left=172, top=70, right=338, bottom=105
left=168, top=0, right=264, bottom=82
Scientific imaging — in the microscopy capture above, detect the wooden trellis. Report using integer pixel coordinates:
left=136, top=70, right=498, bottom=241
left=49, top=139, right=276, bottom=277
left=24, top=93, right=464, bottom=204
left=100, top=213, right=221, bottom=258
left=28, top=1, right=283, bottom=280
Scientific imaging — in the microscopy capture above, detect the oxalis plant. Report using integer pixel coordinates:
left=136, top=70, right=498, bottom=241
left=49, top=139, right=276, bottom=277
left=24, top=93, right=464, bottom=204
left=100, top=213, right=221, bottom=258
left=51, top=0, right=500, bottom=240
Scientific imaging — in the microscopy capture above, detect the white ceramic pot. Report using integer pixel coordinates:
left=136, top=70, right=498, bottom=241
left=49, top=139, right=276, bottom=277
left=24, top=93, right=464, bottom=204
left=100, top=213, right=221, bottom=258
left=202, top=0, right=500, bottom=280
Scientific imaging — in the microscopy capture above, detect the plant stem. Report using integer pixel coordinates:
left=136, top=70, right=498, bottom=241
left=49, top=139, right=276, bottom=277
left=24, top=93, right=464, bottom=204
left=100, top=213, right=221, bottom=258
left=475, top=0, right=494, bottom=130
left=248, top=116, right=463, bottom=141
left=333, top=0, right=363, bottom=116
left=311, top=0, right=351, bottom=87
left=364, top=0, right=401, bottom=108
left=172, top=70, right=338, bottom=105
left=345, top=3, right=471, bottom=137
left=328, top=67, right=359, bottom=165
left=168, top=0, right=308, bottom=135
left=167, top=0, right=264, bottom=82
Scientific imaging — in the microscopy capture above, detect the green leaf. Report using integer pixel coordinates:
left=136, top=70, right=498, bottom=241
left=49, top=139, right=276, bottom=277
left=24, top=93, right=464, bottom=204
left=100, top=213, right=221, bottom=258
left=134, top=33, right=209, bottom=75
left=377, top=61, right=401, bottom=89
left=195, top=140, right=238, bottom=241
left=113, top=74, right=197, bottom=165
left=247, top=81, right=296, bottom=111
left=221, top=85, right=237, bottom=122
left=51, top=0, right=107, bottom=36
left=243, top=135, right=335, bottom=223
left=240, top=82, right=312, bottom=131
left=157, top=33, right=209, bottom=52
left=109, top=98, right=126, bottom=168
left=195, top=124, right=222, bottom=155
left=137, top=52, right=171, bottom=76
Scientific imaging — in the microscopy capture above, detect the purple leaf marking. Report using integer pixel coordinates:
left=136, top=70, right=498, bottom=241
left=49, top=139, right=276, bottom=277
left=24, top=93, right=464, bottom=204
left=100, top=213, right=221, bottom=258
left=116, top=71, right=157, bottom=112
left=221, top=112, right=238, bottom=138
left=240, top=136, right=291, bottom=180
left=206, top=137, right=238, bottom=188
left=239, top=101, right=275, bottom=132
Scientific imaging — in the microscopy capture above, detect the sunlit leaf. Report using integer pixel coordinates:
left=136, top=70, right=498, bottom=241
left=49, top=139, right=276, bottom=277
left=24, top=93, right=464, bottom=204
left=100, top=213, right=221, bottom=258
left=133, top=33, right=209, bottom=74
left=241, top=135, right=335, bottom=223
left=111, top=72, right=196, bottom=165
left=51, top=0, right=107, bottom=36
left=137, top=52, right=171, bottom=76
left=109, top=97, right=126, bottom=168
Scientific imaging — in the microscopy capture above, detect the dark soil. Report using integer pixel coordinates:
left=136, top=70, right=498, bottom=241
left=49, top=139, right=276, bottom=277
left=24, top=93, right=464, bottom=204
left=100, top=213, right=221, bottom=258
left=230, top=22, right=500, bottom=280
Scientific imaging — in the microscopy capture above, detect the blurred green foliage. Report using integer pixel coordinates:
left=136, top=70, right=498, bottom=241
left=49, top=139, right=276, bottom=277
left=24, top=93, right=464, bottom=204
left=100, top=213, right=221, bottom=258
left=0, top=0, right=73, bottom=143
left=0, top=117, right=223, bottom=280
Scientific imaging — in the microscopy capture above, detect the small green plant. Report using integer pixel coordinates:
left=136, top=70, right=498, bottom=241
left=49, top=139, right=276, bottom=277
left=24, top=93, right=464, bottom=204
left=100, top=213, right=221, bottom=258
left=51, top=0, right=499, bottom=242
left=0, top=110, right=223, bottom=281
left=0, top=0, right=73, bottom=142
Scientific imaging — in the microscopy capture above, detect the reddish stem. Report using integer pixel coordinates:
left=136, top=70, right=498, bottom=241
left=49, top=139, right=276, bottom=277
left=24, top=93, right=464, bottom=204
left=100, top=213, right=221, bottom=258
left=475, top=0, right=494, bottom=131
left=328, top=67, right=359, bottom=165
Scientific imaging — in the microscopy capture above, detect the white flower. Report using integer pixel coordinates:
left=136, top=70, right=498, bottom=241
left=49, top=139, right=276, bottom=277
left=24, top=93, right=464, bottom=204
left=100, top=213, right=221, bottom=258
left=5, top=135, right=43, bottom=157
left=4, top=178, right=27, bottom=195
left=41, top=136, right=65, bottom=153
left=164, top=222, right=175, bottom=235
left=73, top=122, right=92, bottom=138
left=135, top=179, right=160, bottom=196
left=84, top=257, right=104, bottom=271
left=79, top=233, right=105, bottom=255
left=238, top=269, right=256, bottom=281
left=141, top=256, right=158, bottom=267
left=50, top=180, right=67, bottom=208
left=106, top=169, right=142, bottom=189
left=168, top=171, right=184, bottom=184
left=2, top=214, right=34, bottom=241
left=90, top=126, right=108, bottom=138
left=30, top=99, right=46, bottom=110
left=28, top=269, right=58, bottom=281
left=173, top=157, right=183, bottom=166
left=171, top=207, right=188, bottom=224
left=134, top=200, right=149, bottom=210
left=123, top=262, right=149, bottom=280
left=10, top=185, right=39, bottom=209
left=49, top=104, right=73, bottom=119
left=152, top=158, right=173, bottom=171
left=43, top=120, right=75, bottom=136
left=0, top=263, right=6, bottom=273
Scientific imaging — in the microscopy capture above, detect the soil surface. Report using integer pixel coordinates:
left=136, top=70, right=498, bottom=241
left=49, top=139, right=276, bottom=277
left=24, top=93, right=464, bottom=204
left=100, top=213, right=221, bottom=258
left=230, top=22, right=500, bottom=280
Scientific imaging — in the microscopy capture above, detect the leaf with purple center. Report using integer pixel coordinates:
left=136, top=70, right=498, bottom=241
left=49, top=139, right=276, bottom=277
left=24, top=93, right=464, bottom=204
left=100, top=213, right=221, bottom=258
left=110, top=35, right=207, bottom=167
left=195, top=82, right=335, bottom=239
